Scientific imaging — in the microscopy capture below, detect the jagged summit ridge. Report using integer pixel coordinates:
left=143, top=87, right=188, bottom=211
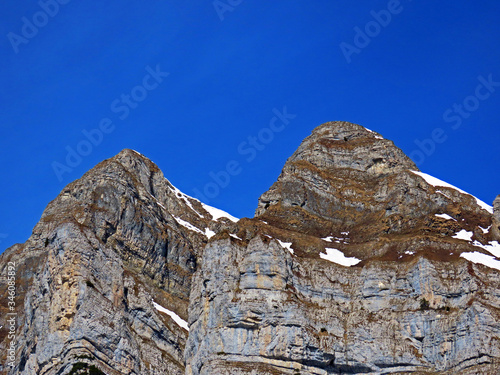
left=286, top=121, right=417, bottom=174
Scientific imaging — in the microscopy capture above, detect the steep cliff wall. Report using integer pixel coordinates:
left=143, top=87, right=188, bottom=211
left=0, top=149, right=236, bottom=374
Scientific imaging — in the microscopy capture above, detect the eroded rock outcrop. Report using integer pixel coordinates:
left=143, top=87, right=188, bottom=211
left=493, top=195, right=500, bottom=241
left=186, top=234, right=500, bottom=374
left=255, top=122, right=491, bottom=248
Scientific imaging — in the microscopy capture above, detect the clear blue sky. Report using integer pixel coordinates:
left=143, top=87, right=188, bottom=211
left=1, top=1, right=500, bottom=250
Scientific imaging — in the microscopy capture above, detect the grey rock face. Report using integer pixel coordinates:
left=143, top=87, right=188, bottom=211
left=493, top=195, right=500, bottom=241
left=0, top=149, right=234, bottom=374
left=186, top=235, right=500, bottom=374
left=1, top=122, right=499, bottom=374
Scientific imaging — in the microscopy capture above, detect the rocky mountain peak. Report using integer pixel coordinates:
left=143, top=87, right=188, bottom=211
left=0, top=148, right=238, bottom=375
left=288, top=121, right=417, bottom=174
left=255, top=121, right=421, bottom=234
left=255, top=121, right=494, bottom=261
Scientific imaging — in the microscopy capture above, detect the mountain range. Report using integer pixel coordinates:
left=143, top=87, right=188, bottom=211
left=1, top=121, right=500, bottom=374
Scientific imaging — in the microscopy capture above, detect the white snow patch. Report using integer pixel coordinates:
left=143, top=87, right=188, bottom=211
left=174, top=216, right=215, bottom=239
left=452, top=229, right=474, bottom=241
left=143, top=191, right=168, bottom=212
left=435, top=213, right=455, bottom=221
left=168, top=183, right=239, bottom=223
left=480, top=226, right=491, bottom=234
left=153, top=301, right=189, bottom=331
left=322, top=233, right=350, bottom=244
left=320, top=248, right=361, bottom=267
left=460, top=252, right=500, bottom=271
left=230, top=234, right=242, bottom=240
left=436, top=190, right=451, bottom=201
left=158, top=183, right=239, bottom=240
left=201, top=203, right=238, bottom=223
left=173, top=216, right=205, bottom=236
left=450, top=228, right=500, bottom=270
left=405, top=250, right=416, bottom=255
left=129, top=154, right=232, bottom=224
left=155, top=200, right=167, bottom=210
left=410, top=171, right=493, bottom=213
left=364, top=127, right=384, bottom=139
left=168, top=185, right=203, bottom=216
left=447, top=225, right=500, bottom=269
left=473, top=240, right=500, bottom=258
left=205, top=228, right=216, bottom=239
left=277, top=240, right=294, bottom=254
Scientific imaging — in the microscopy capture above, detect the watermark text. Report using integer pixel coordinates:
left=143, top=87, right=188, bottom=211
left=52, top=64, right=169, bottom=182
left=340, top=0, right=411, bottom=63
left=7, top=0, right=73, bottom=54
left=192, top=106, right=296, bottom=202
left=5, top=262, right=17, bottom=369
left=213, top=0, right=243, bottom=21
left=410, top=74, right=499, bottom=165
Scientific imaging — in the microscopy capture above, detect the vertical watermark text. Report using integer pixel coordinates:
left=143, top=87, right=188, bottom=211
left=5, top=262, right=17, bottom=369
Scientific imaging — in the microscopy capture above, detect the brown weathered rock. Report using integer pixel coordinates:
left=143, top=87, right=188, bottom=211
left=493, top=195, right=500, bottom=241
left=187, top=122, right=500, bottom=374
left=255, top=122, right=492, bottom=261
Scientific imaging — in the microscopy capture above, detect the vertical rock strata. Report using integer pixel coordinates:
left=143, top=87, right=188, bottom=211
left=1, top=122, right=500, bottom=374
left=493, top=195, right=500, bottom=241
left=186, top=236, right=500, bottom=374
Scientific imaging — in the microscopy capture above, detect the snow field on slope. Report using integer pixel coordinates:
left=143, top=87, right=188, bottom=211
left=411, top=171, right=493, bottom=213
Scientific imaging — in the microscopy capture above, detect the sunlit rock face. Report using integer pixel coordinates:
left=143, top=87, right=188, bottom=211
left=2, top=123, right=500, bottom=375
left=493, top=195, right=500, bottom=241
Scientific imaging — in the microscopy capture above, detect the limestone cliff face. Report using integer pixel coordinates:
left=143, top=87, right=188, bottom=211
left=493, top=195, right=500, bottom=241
left=186, top=236, right=500, bottom=374
left=1, top=123, right=500, bottom=375
left=0, top=149, right=236, bottom=374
